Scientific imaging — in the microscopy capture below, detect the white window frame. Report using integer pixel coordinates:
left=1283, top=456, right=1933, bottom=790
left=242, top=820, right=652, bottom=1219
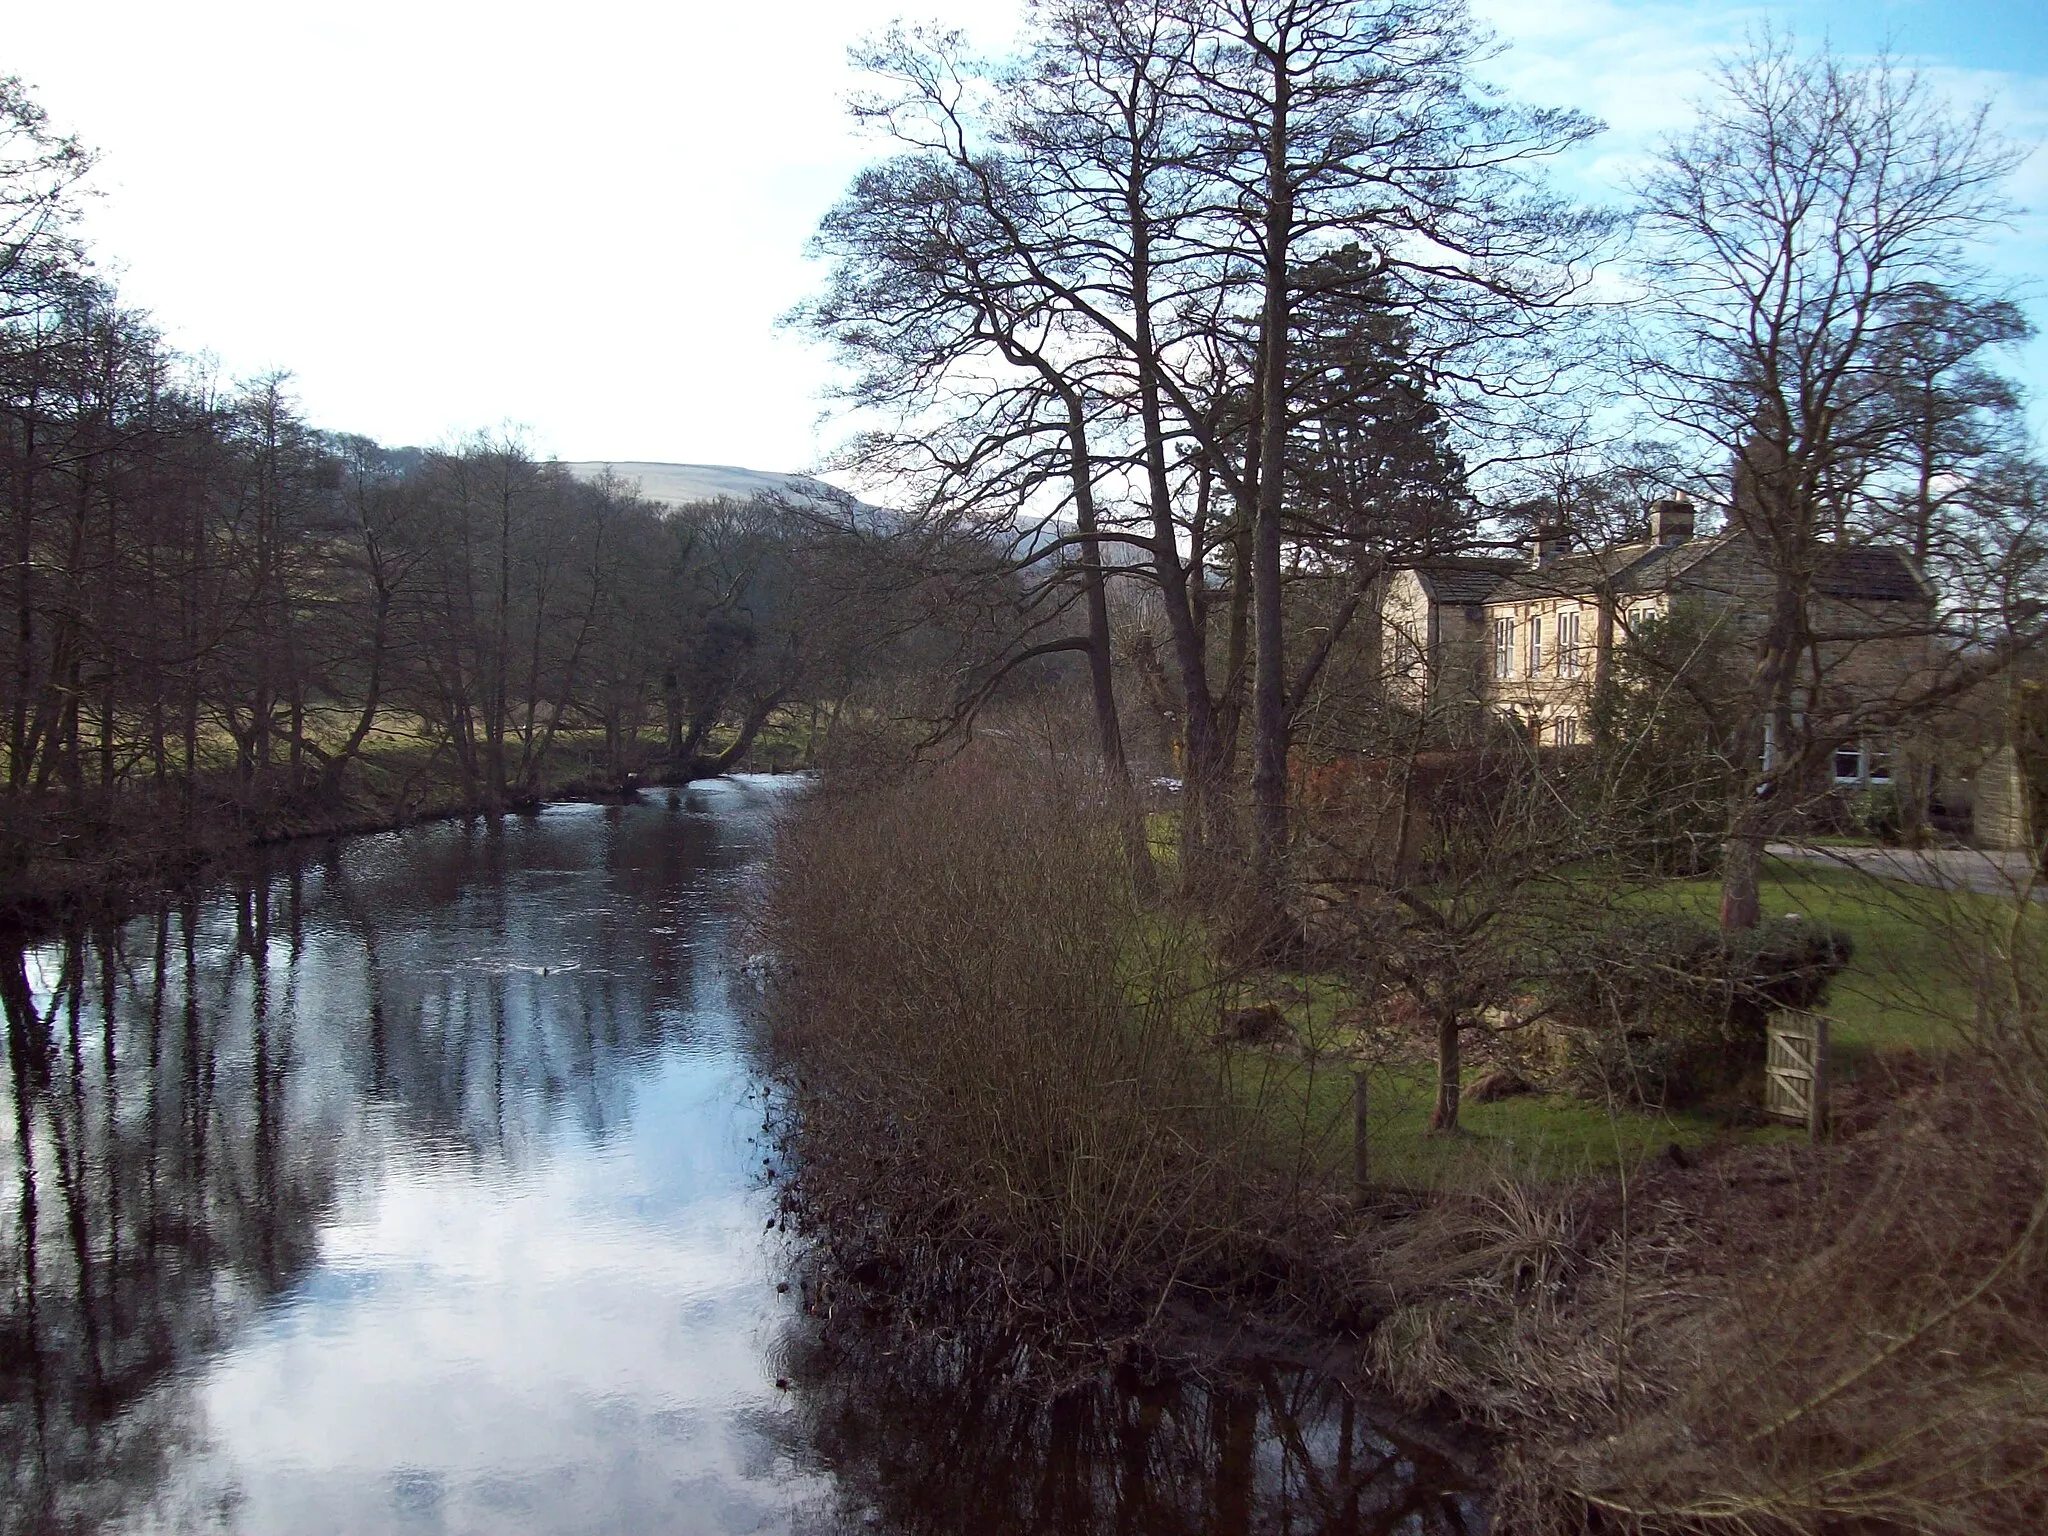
left=1527, top=615, right=1543, bottom=676
left=1834, top=743, right=1894, bottom=787
left=1494, top=616, right=1514, bottom=680
left=1558, top=609, right=1581, bottom=677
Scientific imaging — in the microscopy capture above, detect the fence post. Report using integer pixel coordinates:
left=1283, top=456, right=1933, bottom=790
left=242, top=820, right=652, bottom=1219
left=1808, top=1014, right=1829, bottom=1145
left=1352, top=1069, right=1369, bottom=1201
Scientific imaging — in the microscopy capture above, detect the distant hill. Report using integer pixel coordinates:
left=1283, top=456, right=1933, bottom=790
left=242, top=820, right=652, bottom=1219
left=560, top=460, right=861, bottom=512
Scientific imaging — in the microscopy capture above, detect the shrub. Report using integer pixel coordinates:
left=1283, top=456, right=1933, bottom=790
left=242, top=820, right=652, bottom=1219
left=1542, top=914, right=1852, bottom=1107
left=1848, top=782, right=1904, bottom=844
left=756, top=748, right=1357, bottom=1337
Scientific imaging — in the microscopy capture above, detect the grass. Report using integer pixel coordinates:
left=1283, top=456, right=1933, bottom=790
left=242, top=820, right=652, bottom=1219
left=1632, top=856, right=2029, bottom=1068
left=1231, top=996, right=1804, bottom=1192
left=1226, top=853, right=2037, bottom=1191
left=1250, top=1048, right=1802, bottom=1193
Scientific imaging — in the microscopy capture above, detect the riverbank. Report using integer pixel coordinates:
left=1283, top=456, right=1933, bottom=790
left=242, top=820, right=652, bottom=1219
left=0, top=737, right=796, bottom=933
left=757, top=753, right=2048, bottom=1535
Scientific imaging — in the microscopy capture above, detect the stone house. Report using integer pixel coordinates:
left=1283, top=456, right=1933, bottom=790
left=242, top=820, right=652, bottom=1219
left=1379, top=557, right=1522, bottom=710
left=1383, top=497, right=1937, bottom=783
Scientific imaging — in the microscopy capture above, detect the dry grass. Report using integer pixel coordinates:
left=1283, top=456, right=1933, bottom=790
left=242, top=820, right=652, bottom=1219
left=760, top=744, right=2048, bottom=1532
left=757, top=747, right=1364, bottom=1345
left=1356, top=1053, right=2048, bottom=1535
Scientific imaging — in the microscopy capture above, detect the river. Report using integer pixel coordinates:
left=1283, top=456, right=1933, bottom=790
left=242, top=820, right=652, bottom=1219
left=1, top=779, right=1482, bottom=1535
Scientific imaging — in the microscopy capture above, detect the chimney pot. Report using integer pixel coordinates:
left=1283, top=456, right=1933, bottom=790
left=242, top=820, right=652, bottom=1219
left=1530, top=525, right=1566, bottom=564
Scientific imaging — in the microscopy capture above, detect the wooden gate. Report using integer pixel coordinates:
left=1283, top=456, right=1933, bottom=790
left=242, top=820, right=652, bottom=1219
left=1766, top=1013, right=1830, bottom=1142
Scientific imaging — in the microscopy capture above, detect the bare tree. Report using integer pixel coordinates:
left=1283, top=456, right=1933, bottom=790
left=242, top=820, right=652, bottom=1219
left=806, top=0, right=1602, bottom=899
left=1187, top=0, right=1604, bottom=886
left=1632, top=35, right=2040, bottom=928
left=0, top=76, right=91, bottom=299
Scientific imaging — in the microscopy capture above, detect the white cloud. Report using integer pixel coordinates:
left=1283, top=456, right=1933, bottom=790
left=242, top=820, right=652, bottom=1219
left=12, top=0, right=2043, bottom=470
left=13, top=1, right=1026, bottom=473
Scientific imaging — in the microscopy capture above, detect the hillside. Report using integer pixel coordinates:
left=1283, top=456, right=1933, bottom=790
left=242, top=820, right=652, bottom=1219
left=559, top=460, right=858, bottom=512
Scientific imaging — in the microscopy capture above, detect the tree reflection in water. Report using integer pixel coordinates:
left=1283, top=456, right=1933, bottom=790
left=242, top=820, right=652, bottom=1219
left=0, top=805, right=726, bottom=1535
left=774, top=1321, right=1484, bottom=1534
left=0, top=789, right=1476, bottom=1536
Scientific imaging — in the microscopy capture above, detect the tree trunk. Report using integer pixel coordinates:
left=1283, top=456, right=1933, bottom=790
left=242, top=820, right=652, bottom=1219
left=1430, top=1011, right=1462, bottom=1133
left=1058, top=392, right=1156, bottom=896
left=1720, top=807, right=1767, bottom=930
left=1724, top=560, right=1805, bottom=928
left=1128, top=178, right=1225, bottom=890
left=1248, top=58, right=1294, bottom=889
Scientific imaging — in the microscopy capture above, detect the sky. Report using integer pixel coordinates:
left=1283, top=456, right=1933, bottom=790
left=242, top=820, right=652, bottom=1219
left=8, top=0, right=2046, bottom=482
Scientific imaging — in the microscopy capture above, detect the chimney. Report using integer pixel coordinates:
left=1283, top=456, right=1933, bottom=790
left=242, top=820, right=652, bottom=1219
left=1530, top=524, right=1566, bottom=564
left=1650, top=496, right=1694, bottom=545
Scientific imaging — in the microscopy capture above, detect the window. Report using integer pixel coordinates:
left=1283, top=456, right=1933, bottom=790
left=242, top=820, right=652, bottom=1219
left=1558, top=610, right=1582, bottom=677
left=1557, top=716, right=1580, bottom=747
left=1834, top=744, right=1894, bottom=786
left=1527, top=616, right=1543, bottom=676
left=1629, top=605, right=1654, bottom=631
left=1391, top=629, right=1420, bottom=676
left=1493, top=617, right=1514, bottom=679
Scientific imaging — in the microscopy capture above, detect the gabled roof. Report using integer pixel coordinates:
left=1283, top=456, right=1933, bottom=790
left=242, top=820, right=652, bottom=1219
left=1487, top=537, right=1695, bottom=603
left=1483, top=532, right=1931, bottom=607
left=1402, top=557, right=1518, bottom=605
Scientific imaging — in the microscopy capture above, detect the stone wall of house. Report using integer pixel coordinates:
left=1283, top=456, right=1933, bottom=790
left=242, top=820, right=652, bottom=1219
left=1479, top=593, right=1602, bottom=742
left=1381, top=570, right=1433, bottom=709
left=1380, top=571, right=1494, bottom=713
left=1975, top=745, right=2031, bottom=851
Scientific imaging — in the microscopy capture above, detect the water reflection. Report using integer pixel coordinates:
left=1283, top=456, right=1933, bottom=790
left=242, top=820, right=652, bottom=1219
left=775, top=1324, right=1484, bottom=1536
left=2, top=781, right=1477, bottom=1535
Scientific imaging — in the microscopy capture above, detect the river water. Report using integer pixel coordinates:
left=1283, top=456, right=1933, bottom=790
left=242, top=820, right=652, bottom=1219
left=2, top=779, right=1482, bottom=1535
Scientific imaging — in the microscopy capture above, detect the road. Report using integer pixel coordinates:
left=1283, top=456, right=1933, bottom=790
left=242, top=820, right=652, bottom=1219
left=1767, top=841, right=2046, bottom=900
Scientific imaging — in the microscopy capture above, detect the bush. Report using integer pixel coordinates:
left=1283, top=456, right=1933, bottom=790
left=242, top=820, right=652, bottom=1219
left=1542, top=914, right=1853, bottom=1107
left=756, top=748, right=1356, bottom=1337
left=1848, top=782, right=1904, bottom=844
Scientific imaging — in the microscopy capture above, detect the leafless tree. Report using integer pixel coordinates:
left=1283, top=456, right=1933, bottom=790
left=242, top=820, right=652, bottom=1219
left=1632, top=35, right=2042, bottom=928
left=806, top=0, right=1603, bottom=899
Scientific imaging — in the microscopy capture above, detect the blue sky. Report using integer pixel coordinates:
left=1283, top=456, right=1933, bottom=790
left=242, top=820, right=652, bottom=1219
left=8, top=1, right=2044, bottom=477
left=1472, top=0, right=2048, bottom=440
left=1797, top=0, right=2045, bottom=76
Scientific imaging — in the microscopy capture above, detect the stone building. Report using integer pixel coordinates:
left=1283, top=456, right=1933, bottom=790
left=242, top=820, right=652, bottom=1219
left=1382, top=497, right=1937, bottom=781
left=1379, top=557, right=1521, bottom=709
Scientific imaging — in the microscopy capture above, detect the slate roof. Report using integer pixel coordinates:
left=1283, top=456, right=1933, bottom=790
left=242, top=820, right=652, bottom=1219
left=1811, top=545, right=1931, bottom=603
left=1485, top=536, right=1708, bottom=602
left=1481, top=533, right=1930, bottom=606
left=1407, top=558, right=1519, bottom=605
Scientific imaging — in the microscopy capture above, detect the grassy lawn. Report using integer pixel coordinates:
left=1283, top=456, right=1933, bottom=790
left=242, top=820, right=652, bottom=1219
left=1241, top=1048, right=1803, bottom=1193
left=1225, top=854, right=2036, bottom=1191
left=1633, top=856, right=2032, bottom=1068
